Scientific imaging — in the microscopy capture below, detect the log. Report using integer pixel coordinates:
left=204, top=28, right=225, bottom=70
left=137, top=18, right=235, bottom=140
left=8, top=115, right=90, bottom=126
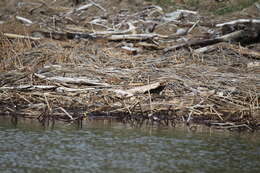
left=112, top=82, right=163, bottom=98
left=216, top=19, right=260, bottom=27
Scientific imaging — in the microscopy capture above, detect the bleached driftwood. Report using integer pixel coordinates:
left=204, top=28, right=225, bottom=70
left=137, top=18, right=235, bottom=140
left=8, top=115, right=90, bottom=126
left=167, top=20, right=199, bottom=39
left=90, top=22, right=136, bottom=36
left=88, top=0, right=106, bottom=12
left=88, top=18, right=110, bottom=29
left=112, top=89, right=134, bottom=98
left=16, top=16, right=33, bottom=24
left=112, top=82, right=162, bottom=98
left=58, top=107, right=74, bottom=120
left=216, top=19, right=260, bottom=27
left=65, top=1, right=105, bottom=16
left=3, top=33, right=41, bottom=40
left=194, top=44, right=218, bottom=53
left=176, top=9, right=197, bottom=15
left=107, top=33, right=167, bottom=41
left=163, top=9, right=197, bottom=22
left=76, top=3, right=94, bottom=11
left=187, top=20, right=200, bottom=34
left=121, top=46, right=141, bottom=53
left=127, top=82, right=162, bottom=94
left=34, top=73, right=110, bottom=86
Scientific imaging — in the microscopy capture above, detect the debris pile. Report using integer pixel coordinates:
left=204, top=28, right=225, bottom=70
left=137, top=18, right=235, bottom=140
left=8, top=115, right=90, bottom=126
left=0, top=0, right=259, bottom=131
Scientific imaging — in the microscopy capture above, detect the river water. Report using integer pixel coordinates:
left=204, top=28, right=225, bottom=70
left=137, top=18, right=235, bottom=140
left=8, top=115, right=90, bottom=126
left=0, top=117, right=260, bottom=173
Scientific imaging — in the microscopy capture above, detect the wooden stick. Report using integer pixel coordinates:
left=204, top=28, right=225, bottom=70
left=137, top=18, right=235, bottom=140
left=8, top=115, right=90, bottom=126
left=216, top=19, right=260, bottom=27
left=59, top=107, right=74, bottom=120
left=3, top=33, right=41, bottom=40
left=34, top=73, right=110, bottom=86
left=16, top=16, right=33, bottom=24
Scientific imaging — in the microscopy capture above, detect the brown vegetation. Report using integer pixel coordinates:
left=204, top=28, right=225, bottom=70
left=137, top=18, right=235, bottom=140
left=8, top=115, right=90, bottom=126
left=0, top=0, right=259, bottom=131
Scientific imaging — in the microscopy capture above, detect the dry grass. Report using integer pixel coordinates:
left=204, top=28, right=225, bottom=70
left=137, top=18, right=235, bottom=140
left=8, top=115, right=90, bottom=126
left=0, top=0, right=259, bottom=131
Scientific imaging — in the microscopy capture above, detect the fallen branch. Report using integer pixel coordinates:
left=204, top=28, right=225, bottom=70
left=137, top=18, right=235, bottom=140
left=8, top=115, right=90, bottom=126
left=16, top=16, right=33, bottom=24
left=194, top=44, right=218, bottom=53
left=0, top=85, right=57, bottom=91
left=58, top=107, right=74, bottom=120
left=164, top=38, right=221, bottom=52
left=107, top=33, right=167, bottom=41
left=112, top=82, right=163, bottom=98
left=90, top=22, right=136, bottom=36
left=164, top=29, right=256, bottom=52
left=65, top=1, right=105, bottom=16
left=3, top=33, right=41, bottom=40
left=216, top=19, right=260, bottom=27
left=34, top=73, right=110, bottom=86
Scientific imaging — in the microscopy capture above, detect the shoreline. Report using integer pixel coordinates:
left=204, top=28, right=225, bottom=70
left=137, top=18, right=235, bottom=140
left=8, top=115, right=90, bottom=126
left=1, top=113, right=259, bottom=133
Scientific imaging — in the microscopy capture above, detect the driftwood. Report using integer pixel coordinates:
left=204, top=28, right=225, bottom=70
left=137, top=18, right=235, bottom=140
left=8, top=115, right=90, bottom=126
left=194, top=42, right=260, bottom=59
left=165, top=20, right=260, bottom=52
left=58, top=107, right=74, bottom=120
left=65, top=2, right=106, bottom=16
left=3, top=33, right=41, bottom=40
left=0, top=1, right=259, bottom=130
left=91, top=22, right=136, bottom=36
left=112, top=82, right=163, bottom=98
left=164, top=38, right=221, bottom=52
left=163, top=9, right=197, bottom=22
left=34, top=73, right=110, bottom=86
left=107, top=33, right=167, bottom=41
left=15, top=16, right=33, bottom=24
left=194, top=44, right=218, bottom=53
left=216, top=19, right=260, bottom=27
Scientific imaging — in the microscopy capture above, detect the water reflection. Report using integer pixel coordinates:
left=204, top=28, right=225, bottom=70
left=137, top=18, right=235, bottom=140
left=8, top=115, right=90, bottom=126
left=0, top=117, right=260, bottom=173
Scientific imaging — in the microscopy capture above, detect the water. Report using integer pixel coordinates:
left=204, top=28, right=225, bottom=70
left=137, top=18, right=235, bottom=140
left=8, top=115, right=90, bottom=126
left=0, top=117, right=260, bottom=173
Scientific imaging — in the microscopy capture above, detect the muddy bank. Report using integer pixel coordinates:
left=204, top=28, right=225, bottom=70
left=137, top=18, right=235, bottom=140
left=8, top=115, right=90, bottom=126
left=0, top=0, right=260, bottom=132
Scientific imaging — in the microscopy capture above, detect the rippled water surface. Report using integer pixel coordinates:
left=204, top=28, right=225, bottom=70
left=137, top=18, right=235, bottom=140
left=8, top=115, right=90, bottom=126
left=0, top=117, right=260, bottom=173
